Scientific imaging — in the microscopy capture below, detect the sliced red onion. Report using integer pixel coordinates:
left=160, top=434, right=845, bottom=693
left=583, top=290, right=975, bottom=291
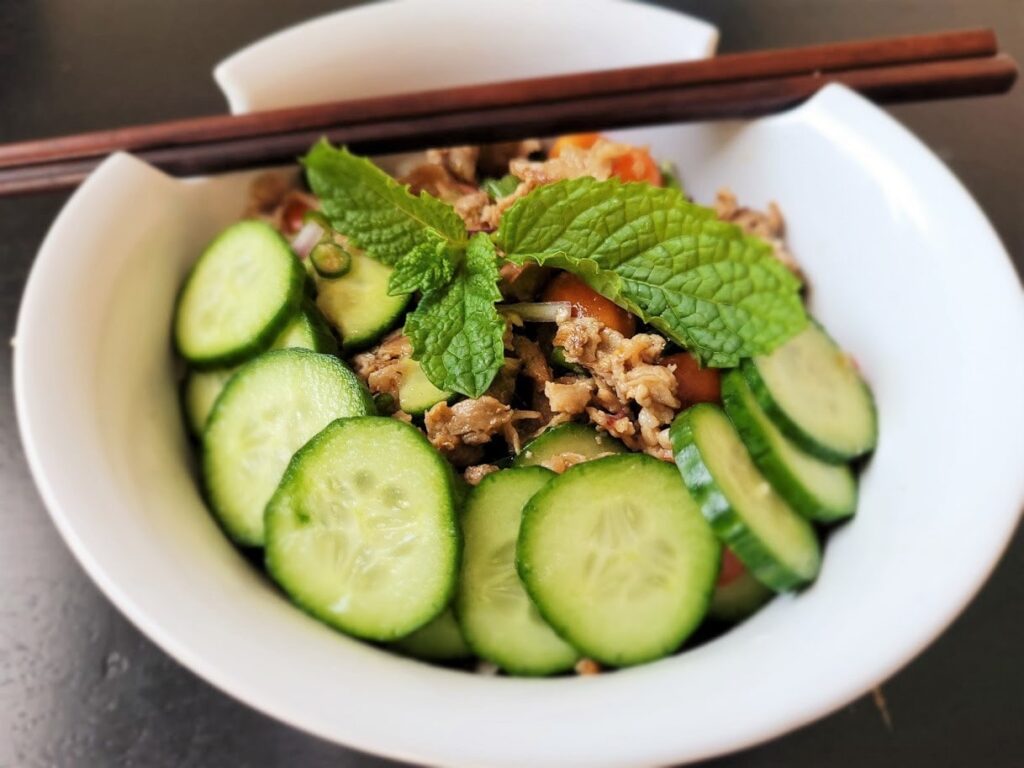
left=290, top=220, right=324, bottom=259
left=498, top=301, right=572, bottom=323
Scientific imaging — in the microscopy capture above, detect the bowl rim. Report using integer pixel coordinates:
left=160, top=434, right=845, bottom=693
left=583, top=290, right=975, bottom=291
left=14, top=3, right=1024, bottom=766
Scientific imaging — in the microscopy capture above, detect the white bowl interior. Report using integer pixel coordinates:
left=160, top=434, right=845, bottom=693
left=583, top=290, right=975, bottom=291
left=15, top=2, right=1024, bottom=767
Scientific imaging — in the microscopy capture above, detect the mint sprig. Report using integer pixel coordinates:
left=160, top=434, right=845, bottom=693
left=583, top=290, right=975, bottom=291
left=387, top=232, right=454, bottom=296
left=304, top=144, right=807, bottom=396
left=303, top=139, right=466, bottom=266
left=494, top=177, right=806, bottom=366
left=403, top=234, right=505, bottom=398
left=303, top=142, right=505, bottom=397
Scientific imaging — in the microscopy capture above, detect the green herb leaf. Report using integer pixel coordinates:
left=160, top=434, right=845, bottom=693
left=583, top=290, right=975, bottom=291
left=302, top=140, right=467, bottom=265
left=482, top=174, right=520, bottom=200
left=387, top=233, right=455, bottom=296
left=404, top=234, right=505, bottom=398
left=494, top=177, right=806, bottom=366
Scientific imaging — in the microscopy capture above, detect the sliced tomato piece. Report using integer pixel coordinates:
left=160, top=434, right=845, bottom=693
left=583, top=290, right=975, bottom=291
left=610, top=148, right=662, bottom=186
left=542, top=273, right=636, bottom=337
left=550, top=133, right=602, bottom=158
left=664, top=352, right=721, bottom=407
left=717, top=548, right=747, bottom=587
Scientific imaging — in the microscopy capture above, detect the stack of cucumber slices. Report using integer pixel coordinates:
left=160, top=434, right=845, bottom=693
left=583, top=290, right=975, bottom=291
left=175, top=220, right=877, bottom=675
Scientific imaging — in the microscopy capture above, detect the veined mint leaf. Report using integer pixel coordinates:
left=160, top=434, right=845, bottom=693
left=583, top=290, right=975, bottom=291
left=302, top=140, right=467, bottom=265
left=387, top=232, right=455, bottom=296
left=404, top=234, right=505, bottom=398
left=494, top=177, right=806, bottom=366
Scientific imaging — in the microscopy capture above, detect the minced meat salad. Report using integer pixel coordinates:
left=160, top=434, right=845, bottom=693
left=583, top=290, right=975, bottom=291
left=174, top=134, right=877, bottom=674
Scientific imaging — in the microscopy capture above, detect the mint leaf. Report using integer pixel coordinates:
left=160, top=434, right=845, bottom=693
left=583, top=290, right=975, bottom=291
left=302, top=140, right=467, bottom=265
left=494, top=177, right=806, bottom=366
left=404, top=234, right=505, bottom=398
left=387, top=233, right=455, bottom=296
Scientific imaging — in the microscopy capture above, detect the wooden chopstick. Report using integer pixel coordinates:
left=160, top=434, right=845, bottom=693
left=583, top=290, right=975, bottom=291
left=0, top=35, right=1016, bottom=197
left=0, top=28, right=998, bottom=170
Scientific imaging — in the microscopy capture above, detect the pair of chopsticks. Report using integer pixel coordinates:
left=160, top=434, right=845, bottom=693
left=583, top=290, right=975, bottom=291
left=0, top=28, right=1015, bottom=197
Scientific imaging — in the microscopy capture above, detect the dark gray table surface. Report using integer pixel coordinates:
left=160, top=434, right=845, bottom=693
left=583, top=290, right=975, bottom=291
left=1, top=1, right=1022, bottom=766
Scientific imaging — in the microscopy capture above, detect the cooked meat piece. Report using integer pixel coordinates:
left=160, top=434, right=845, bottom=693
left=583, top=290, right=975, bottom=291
left=539, top=451, right=588, bottom=474
left=425, top=396, right=513, bottom=450
left=587, top=407, right=640, bottom=448
left=555, top=315, right=603, bottom=363
left=424, top=396, right=540, bottom=463
left=557, top=317, right=681, bottom=460
left=538, top=450, right=615, bottom=474
left=621, top=365, right=679, bottom=424
left=400, top=163, right=477, bottom=204
left=245, top=171, right=297, bottom=215
left=464, top=464, right=500, bottom=486
left=391, top=410, right=414, bottom=425
left=486, top=356, right=523, bottom=405
left=426, top=146, right=480, bottom=183
left=714, top=188, right=799, bottom=273
left=351, top=330, right=413, bottom=401
left=510, top=137, right=632, bottom=187
left=512, top=336, right=552, bottom=389
left=453, top=189, right=492, bottom=231
left=544, top=378, right=594, bottom=415
left=447, top=444, right=485, bottom=468
left=477, top=139, right=542, bottom=177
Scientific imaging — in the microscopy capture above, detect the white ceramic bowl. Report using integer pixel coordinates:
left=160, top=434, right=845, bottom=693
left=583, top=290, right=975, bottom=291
left=14, top=2, right=1024, bottom=766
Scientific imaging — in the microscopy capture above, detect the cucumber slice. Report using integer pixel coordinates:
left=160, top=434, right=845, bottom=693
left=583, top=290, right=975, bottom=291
left=517, top=455, right=720, bottom=667
left=272, top=302, right=338, bottom=355
left=396, top=359, right=452, bottom=415
left=514, top=423, right=627, bottom=468
left=203, top=349, right=373, bottom=545
left=182, top=304, right=337, bottom=437
left=709, top=569, right=774, bottom=623
left=183, top=368, right=235, bottom=437
left=175, top=220, right=305, bottom=367
left=315, top=251, right=409, bottom=352
left=265, top=417, right=459, bottom=641
left=457, top=467, right=578, bottom=676
left=390, top=608, right=472, bottom=662
left=722, top=371, right=857, bottom=522
left=671, top=404, right=821, bottom=592
left=744, top=323, right=877, bottom=462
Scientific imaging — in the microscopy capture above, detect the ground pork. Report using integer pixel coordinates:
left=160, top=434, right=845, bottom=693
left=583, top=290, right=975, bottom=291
left=512, top=336, right=552, bottom=390
left=555, top=317, right=680, bottom=460
left=446, top=137, right=637, bottom=230
left=510, top=137, right=631, bottom=187
left=544, top=378, right=594, bottom=416
left=424, top=396, right=539, bottom=463
left=400, top=163, right=477, bottom=204
left=714, top=188, right=799, bottom=273
left=486, top=356, right=523, bottom=405
left=426, top=146, right=479, bottom=183
left=464, top=464, right=500, bottom=486
left=476, top=139, right=542, bottom=177
left=538, top=450, right=619, bottom=474
left=351, top=330, right=413, bottom=401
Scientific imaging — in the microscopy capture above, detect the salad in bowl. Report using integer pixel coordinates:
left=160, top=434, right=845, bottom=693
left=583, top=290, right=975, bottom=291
left=174, top=133, right=876, bottom=674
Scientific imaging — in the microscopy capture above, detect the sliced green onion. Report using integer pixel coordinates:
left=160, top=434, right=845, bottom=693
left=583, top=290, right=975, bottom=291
left=498, top=301, right=571, bottom=324
left=373, top=392, right=396, bottom=414
left=310, top=242, right=352, bottom=279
